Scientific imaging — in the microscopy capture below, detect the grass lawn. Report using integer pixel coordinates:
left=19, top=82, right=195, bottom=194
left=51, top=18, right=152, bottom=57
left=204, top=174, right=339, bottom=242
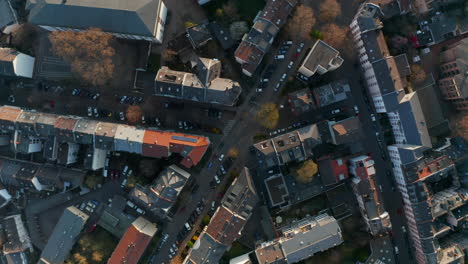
left=221, top=242, right=251, bottom=263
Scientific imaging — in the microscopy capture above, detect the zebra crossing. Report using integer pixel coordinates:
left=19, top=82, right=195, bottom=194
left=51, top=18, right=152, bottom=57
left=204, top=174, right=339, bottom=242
left=223, top=120, right=236, bottom=135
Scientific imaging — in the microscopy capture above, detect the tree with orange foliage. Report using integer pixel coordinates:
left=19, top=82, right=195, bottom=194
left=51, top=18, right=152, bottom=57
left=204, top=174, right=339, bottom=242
left=319, top=0, right=342, bottom=22
left=410, top=64, right=427, bottom=83
left=49, top=28, right=115, bottom=86
left=125, top=105, right=143, bottom=124
left=286, top=5, right=316, bottom=40
left=322, top=24, right=349, bottom=49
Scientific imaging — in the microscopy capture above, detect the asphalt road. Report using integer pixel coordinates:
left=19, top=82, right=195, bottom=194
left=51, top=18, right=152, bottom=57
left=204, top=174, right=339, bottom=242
left=342, top=64, right=412, bottom=263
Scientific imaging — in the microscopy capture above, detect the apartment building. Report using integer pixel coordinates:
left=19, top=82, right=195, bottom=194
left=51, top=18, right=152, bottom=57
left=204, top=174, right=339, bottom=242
left=387, top=145, right=466, bottom=264
left=234, top=0, right=297, bottom=76
left=0, top=105, right=210, bottom=168
left=349, top=155, right=392, bottom=236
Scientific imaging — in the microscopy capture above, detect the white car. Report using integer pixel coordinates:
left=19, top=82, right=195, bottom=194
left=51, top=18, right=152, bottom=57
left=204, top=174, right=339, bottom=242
left=218, top=154, right=225, bottom=161
left=280, top=73, right=287, bottom=81
left=87, top=107, right=92, bottom=117
left=288, top=61, right=293, bottom=69
left=354, top=105, right=359, bottom=113
left=93, top=107, right=99, bottom=118
left=119, top=112, right=125, bottom=121
left=331, top=109, right=341, bottom=114
left=214, top=175, right=221, bottom=184
left=371, top=114, right=376, bottom=121
left=299, top=42, right=305, bottom=48
left=256, top=88, right=263, bottom=93
left=275, top=83, right=281, bottom=90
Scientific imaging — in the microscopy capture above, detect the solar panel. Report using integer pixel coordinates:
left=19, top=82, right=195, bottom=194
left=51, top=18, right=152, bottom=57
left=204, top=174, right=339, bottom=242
left=171, top=135, right=198, bottom=143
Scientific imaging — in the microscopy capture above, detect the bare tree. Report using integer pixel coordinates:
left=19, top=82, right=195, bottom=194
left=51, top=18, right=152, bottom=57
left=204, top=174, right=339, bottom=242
left=410, top=64, right=427, bottom=83
left=162, top=48, right=177, bottom=62
left=125, top=105, right=143, bottom=124
left=285, top=5, right=316, bottom=40
left=256, top=103, right=279, bottom=129
left=223, top=1, right=240, bottom=21
left=319, top=0, right=342, bottom=23
left=322, top=24, right=349, bottom=48
left=49, top=28, right=115, bottom=86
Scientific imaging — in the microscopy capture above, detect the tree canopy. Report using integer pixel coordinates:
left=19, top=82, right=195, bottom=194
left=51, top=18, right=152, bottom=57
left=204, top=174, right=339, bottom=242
left=49, top=28, right=115, bottom=86
left=256, top=103, right=279, bottom=129
left=294, top=160, right=318, bottom=184
left=319, top=0, right=342, bottom=22
left=286, top=5, right=316, bottom=40
left=125, top=105, right=143, bottom=124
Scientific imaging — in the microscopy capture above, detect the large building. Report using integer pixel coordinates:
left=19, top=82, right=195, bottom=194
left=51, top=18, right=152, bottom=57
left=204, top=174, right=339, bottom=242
left=254, top=214, right=343, bottom=264
left=298, top=40, right=343, bottom=78
left=349, top=155, right=391, bottom=236
left=107, top=217, right=157, bottom=264
left=234, top=0, right=297, bottom=76
left=129, top=165, right=191, bottom=219
left=38, top=206, right=89, bottom=264
left=0, top=48, right=35, bottom=78
left=183, top=167, right=258, bottom=264
left=2, top=214, right=33, bottom=263
left=253, top=124, right=322, bottom=168
left=438, top=38, right=468, bottom=110
left=26, top=0, right=167, bottom=43
left=154, top=57, right=242, bottom=106
left=0, top=105, right=210, bottom=168
left=387, top=145, right=467, bottom=264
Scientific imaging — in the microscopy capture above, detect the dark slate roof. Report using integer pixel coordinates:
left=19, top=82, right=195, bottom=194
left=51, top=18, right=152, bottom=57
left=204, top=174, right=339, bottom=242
left=0, top=0, right=18, bottom=29
left=208, top=22, right=234, bottom=50
left=0, top=48, right=16, bottom=77
left=184, top=233, right=228, bottom=264
left=26, top=0, right=163, bottom=37
left=186, top=23, right=212, bottom=49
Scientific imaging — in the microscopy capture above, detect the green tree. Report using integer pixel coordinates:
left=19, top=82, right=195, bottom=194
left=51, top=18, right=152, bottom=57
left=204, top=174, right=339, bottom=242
left=256, top=103, right=279, bottom=129
left=294, top=160, right=318, bottom=184
left=310, top=30, right=324, bottom=40
left=202, top=215, right=211, bottom=226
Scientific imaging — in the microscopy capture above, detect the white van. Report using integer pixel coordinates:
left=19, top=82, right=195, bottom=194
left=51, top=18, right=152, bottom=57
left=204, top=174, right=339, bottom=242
left=185, top=222, right=192, bottom=231
left=275, top=55, right=285, bottom=60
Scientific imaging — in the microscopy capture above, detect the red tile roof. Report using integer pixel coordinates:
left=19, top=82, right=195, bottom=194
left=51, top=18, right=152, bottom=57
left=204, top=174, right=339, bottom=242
left=0, top=106, right=22, bottom=130
left=205, top=206, right=247, bottom=245
left=142, top=130, right=210, bottom=168
left=107, top=219, right=155, bottom=264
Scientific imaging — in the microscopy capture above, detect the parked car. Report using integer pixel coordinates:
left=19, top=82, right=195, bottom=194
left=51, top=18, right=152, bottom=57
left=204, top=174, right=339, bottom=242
left=218, top=154, right=225, bottom=161
left=214, top=175, right=221, bottom=184
left=275, top=55, right=285, bottom=60
left=87, top=107, right=92, bottom=117
left=331, top=109, right=341, bottom=114
left=354, top=105, right=359, bottom=114
left=288, top=61, right=294, bottom=69
left=119, top=112, right=125, bottom=121
left=371, top=113, right=376, bottom=121
left=256, top=88, right=263, bottom=93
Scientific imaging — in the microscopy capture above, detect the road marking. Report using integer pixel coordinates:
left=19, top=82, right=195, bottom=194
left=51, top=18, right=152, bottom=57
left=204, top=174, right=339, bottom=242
left=223, top=120, right=235, bottom=135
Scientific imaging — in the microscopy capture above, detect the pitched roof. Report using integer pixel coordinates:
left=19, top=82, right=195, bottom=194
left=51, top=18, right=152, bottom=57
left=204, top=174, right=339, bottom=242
left=108, top=217, right=157, bottom=264
left=328, top=117, right=363, bottom=145
left=0, top=48, right=17, bottom=77
left=183, top=232, right=228, bottom=264
left=26, top=0, right=164, bottom=38
left=0, top=0, right=18, bottom=29
left=255, top=241, right=287, bottom=264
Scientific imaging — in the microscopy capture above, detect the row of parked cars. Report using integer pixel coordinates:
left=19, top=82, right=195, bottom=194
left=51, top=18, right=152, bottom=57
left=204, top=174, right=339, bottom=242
left=118, top=95, right=144, bottom=105
left=72, top=88, right=101, bottom=100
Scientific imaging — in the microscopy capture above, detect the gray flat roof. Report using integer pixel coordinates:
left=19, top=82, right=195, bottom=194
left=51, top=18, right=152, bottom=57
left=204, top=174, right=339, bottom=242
left=303, top=40, right=340, bottom=72
left=26, top=0, right=163, bottom=37
left=38, top=206, right=89, bottom=264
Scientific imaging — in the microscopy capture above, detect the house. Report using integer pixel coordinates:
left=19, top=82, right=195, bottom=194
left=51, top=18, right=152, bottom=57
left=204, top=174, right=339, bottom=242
left=323, top=116, right=363, bottom=145
left=155, top=57, right=242, bottom=106
left=130, top=165, right=191, bottom=219
left=317, top=156, right=349, bottom=186
left=253, top=124, right=322, bottom=168
left=416, top=13, right=458, bottom=46
left=26, top=0, right=168, bottom=43
left=184, top=168, right=257, bottom=264
left=2, top=214, right=33, bottom=263
left=312, top=81, right=350, bottom=108
left=107, top=217, right=157, bottom=264
left=0, top=183, right=11, bottom=208
left=253, top=214, right=343, bottom=264
left=287, top=88, right=315, bottom=115
left=0, top=48, right=35, bottom=78
left=38, top=206, right=89, bottom=264
left=98, top=195, right=136, bottom=238
left=208, top=22, right=234, bottom=50
left=264, top=173, right=290, bottom=208
left=349, top=155, right=391, bottom=236
left=234, top=0, right=297, bottom=76
left=298, top=40, right=343, bottom=78
left=0, top=105, right=211, bottom=168
left=186, top=23, right=212, bottom=49
left=0, top=0, right=19, bottom=34
left=438, top=38, right=468, bottom=110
